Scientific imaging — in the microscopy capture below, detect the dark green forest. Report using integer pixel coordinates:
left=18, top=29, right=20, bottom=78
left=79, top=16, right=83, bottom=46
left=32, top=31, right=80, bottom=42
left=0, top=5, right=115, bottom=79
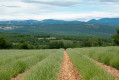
left=0, top=31, right=117, bottom=49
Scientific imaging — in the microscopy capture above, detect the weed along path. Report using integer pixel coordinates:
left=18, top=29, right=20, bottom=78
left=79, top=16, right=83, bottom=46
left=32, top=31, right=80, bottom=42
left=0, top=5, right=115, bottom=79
left=91, top=58, right=119, bottom=79
left=11, top=74, right=23, bottom=80
left=58, top=50, right=82, bottom=80
left=84, top=55, right=119, bottom=79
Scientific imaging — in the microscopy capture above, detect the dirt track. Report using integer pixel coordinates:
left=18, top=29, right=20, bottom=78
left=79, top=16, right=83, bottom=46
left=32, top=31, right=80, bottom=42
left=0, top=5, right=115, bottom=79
left=93, top=59, right=119, bottom=79
left=84, top=55, right=119, bottom=79
left=58, top=51, right=82, bottom=80
left=11, top=50, right=119, bottom=80
left=11, top=74, right=23, bottom=80
left=11, top=50, right=82, bottom=80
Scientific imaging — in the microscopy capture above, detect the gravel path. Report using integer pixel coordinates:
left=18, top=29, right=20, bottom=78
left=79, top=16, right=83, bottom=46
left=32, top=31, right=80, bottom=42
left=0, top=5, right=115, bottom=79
left=58, top=50, right=82, bottom=80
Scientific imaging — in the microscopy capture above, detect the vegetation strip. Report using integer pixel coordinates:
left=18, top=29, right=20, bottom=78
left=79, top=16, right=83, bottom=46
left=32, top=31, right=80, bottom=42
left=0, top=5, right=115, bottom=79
left=68, top=49, right=114, bottom=80
left=75, top=47, right=119, bottom=79
left=20, top=49, right=64, bottom=80
left=0, top=50, right=52, bottom=80
left=77, top=47, right=119, bottom=70
left=58, top=50, right=82, bottom=80
left=10, top=50, right=58, bottom=80
left=0, top=50, right=34, bottom=66
left=84, top=55, right=119, bottom=79
left=11, top=52, right=51, bottom=80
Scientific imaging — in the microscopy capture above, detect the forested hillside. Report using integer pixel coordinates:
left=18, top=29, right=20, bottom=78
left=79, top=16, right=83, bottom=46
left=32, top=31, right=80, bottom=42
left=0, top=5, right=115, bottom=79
left=0, top=24, right=116, bottom=37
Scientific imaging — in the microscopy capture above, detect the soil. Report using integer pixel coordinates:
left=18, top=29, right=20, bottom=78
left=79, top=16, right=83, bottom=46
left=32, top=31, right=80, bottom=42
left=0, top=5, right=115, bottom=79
left=58, top=50, right=82, bottom=80
left=11, top=74, right=23, bottom=80
left=85, top=55, right=119, bottom=79
left=11, top=51, right=119, bottom=80
left=95, top=60, right=119, bottom=79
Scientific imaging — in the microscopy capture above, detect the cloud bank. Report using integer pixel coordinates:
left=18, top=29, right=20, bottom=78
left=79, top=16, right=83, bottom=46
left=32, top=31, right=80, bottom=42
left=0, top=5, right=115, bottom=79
left=0, top=0, right=119, bottom=21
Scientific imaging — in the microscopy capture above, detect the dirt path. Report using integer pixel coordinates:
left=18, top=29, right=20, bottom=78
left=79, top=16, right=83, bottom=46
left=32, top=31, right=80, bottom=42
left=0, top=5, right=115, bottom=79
left=11, top=74, right=23, bottom=80
left=93, top=59, right=119, bottom=79
left=58, top=50, right=82, bottom=80
left=84, top=55, right=119, bottom=79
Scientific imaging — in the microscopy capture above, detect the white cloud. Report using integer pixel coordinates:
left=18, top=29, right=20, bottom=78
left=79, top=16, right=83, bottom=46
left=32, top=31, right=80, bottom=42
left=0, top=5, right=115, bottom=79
left=21, top=0, right=82, bottom=6
left=37, top=12, right=119, bottom=21
left=0, top=0, right=119, bottom=21
left=0, top=11, right=119, bottom=21
left=0, top=0, right=59, bottom=15
left=100, top=0, right=119, bottom=2
left=99, top=0, right=119, bottom=5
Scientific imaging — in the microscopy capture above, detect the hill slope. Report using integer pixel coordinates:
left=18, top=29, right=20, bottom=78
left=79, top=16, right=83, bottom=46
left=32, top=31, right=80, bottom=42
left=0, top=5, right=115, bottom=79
left=0, top=23, right=116, bottom=37
left=0, top=18, right=119, bottom=37
left=88, top=18, right=119, bottom=27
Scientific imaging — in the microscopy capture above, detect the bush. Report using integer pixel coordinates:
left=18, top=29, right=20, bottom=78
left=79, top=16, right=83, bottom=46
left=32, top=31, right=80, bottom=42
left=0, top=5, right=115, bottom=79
left=112, top=28, right=119, bottom=45
left=0, top=37, right=12, bottom=49
left=49, top=41, right=64, bottom=49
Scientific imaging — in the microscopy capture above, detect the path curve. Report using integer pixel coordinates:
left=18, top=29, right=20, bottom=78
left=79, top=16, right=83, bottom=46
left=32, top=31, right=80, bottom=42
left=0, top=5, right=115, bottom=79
left=58, top=50, right=82, bottom=80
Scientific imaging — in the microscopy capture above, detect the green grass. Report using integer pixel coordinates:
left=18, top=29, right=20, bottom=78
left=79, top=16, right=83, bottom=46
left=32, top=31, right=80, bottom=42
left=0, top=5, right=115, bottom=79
left=0, top=50, right=36, bottom=66
left=20, top=49, right=64, bottom=80
left=67, top=49, right=114, bottom=80
left=0, top=49, right=57, bottom=80
left=0, top=47, right=118, bottom=80
left=76, top=46, right=119, bottom=69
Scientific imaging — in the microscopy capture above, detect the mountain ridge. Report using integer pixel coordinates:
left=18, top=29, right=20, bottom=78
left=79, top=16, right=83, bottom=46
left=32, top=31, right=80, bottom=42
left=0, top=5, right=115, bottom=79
left=0, top=18, right=119, bottom=27
left=0, top=18, right=119, bottom=37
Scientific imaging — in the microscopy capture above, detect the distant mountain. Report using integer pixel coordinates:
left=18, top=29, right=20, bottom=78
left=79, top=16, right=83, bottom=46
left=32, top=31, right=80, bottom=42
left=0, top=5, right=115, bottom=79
left=0, top=20, right=40, bottom=25
left=0, top=24, right=116, bottom=37
left=0, top=19, right=83, bottom=25
left=0, top=18, right=118, bottom=37
left=42, top=19, right=83, bottom=24
left=0, top=18, right=119, bottom=27
left=88, top=18, right=119, bottom=23
left=0, top=18, right=119, bottom=25
left=88, top=18, right=119, bottom=27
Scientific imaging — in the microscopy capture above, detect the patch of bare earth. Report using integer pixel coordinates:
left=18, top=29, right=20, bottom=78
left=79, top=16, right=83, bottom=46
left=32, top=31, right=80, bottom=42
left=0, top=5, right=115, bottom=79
left=95, top=60, right=119, bottom=79
left=58, top=50, right=83, bottom=80
left=85, top=55, right=119, bottom=79
left=11, top=74, right=23, bottom=80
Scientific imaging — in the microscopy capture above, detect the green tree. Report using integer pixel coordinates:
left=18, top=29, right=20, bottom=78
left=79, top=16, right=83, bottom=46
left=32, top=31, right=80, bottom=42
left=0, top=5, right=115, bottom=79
left=112, top=28, right=119, bottom=45
left=20, top=43, right=29, bottom=49
left=0, top=37, right=11, bottom=49
left=81, top=39, right=93, bottom=47
left=97, top=39, right=103, bottom=46
left=18, top=40, right=32, bottom=49
left=49, top=41, right=64, bottom=49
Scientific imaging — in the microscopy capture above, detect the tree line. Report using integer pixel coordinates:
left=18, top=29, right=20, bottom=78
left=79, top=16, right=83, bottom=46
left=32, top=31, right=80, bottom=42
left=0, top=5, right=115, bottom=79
left=0, top=28, right=119, bottom=49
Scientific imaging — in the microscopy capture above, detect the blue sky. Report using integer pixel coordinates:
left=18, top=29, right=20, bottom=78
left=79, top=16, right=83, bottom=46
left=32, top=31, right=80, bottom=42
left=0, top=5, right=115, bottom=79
left=0, top=0, right=119, bottom=21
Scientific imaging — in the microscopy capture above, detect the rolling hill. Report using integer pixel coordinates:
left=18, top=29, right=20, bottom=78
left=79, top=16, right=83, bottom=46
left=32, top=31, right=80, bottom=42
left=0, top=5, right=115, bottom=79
left=88, top=18, right=119, bottom=27
left=0, top=18, right=119, bottom=37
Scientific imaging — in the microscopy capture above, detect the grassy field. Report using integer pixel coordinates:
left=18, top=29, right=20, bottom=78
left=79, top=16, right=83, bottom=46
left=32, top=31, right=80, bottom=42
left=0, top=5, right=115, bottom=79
left=75, top=46, right=119, bottom=69
left=0, top=47, right=119, bottom=80
left=0, top=49, right=63, bottom=80
left=67, top=49, right=114, bottom=80
left=21, top=49, right=64, bottom=80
